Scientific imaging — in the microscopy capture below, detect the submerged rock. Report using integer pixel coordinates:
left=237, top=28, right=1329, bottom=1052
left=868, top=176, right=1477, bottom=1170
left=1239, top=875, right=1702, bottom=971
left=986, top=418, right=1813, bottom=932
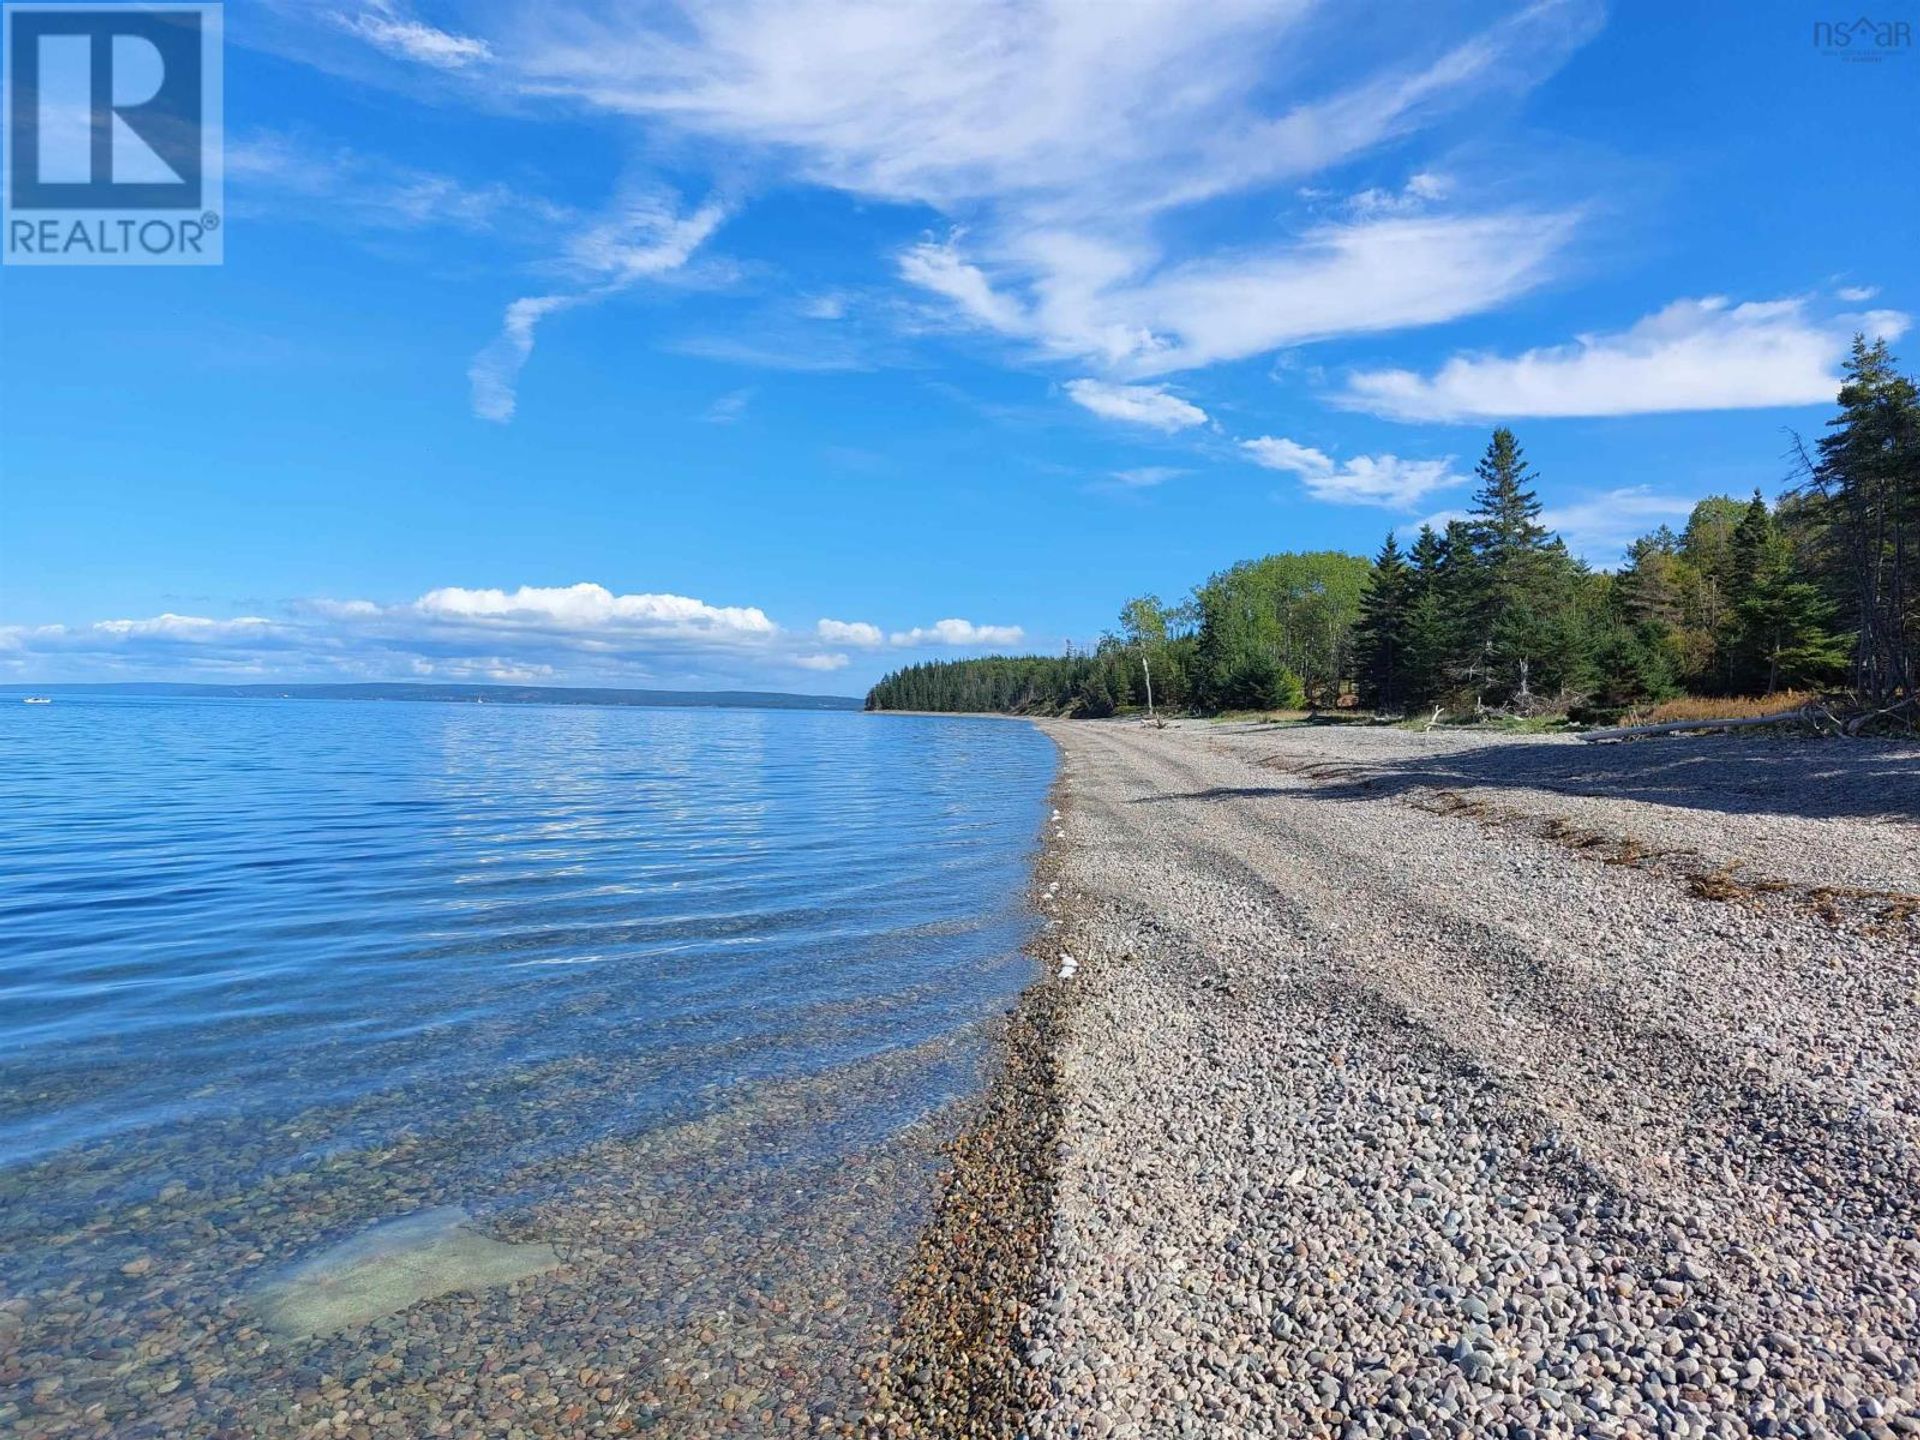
left=253, top=1206, right=561, bottom=1339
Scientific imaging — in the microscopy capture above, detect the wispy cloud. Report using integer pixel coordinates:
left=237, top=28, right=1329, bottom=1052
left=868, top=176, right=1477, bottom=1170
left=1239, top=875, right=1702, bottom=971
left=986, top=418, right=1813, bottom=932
left=497, top=0, right=1597, bottom=220
left=323, top=0, right=1600, bottom=408
left=663, top=334, right=872, bottom=373
left=701, top=387, right=754, bottom=424
left=1241, top=435, right=1463, bottom=508
left=1345, top=170, right=1453, bottom=216
left=1109, top=466, right=1187, bottom=488
left=338, top=3, right=491, bottom=70
left=896, top=211, right=1576, bottom=378
left=1065, top=379, right=1208, bottom=432
left=1342, top=295, right=1912, bottom=421
left=227, top=132, right=570, bottom=235
left=470, top=194, right=729, bottom=422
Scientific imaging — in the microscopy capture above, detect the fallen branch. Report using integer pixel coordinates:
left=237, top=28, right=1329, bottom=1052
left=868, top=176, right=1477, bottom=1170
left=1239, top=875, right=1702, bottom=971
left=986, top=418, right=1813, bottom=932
left=1842, top=695, right=1918, bottom=737
left=1578, top=704, right=1811, bottom=744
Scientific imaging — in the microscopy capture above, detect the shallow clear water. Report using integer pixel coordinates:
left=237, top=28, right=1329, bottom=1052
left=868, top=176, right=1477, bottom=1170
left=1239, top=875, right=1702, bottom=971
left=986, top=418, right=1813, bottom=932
left=0, top=698, right=1055, bottom=1437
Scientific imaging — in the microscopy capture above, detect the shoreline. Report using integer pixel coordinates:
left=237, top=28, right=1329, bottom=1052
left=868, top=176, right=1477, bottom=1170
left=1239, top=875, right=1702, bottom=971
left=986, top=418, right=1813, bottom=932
left=870, top=717, right=1920, bottom=1438
left=863, top=737, right=1076, bottom=1438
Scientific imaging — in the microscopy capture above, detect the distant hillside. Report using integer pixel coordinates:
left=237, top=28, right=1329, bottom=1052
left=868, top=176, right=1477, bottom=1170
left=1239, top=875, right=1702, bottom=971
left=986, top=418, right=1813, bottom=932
left=1, top=682, right=863, bottom=711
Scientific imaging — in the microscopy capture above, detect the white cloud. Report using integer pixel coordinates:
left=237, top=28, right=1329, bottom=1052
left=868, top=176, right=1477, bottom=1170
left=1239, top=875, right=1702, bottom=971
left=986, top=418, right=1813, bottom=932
left=469, top=295, right=578, bottom=424
left=470, top=194, right=728, bottom=422
left=1342, top=295, right=1913, bottom=421
left=1110, top=466, right=1187, bottom=488
left=1240, top=436, right=1462, bottom=508
left=1346, top=170, right=1453, bottom=215
left=894, top=211, right=1573, bottom=379
left=343, top=6, right=491, bottom=69
left=899, top=236, right=1030, bottom=335
left=410, top=583, right=776, bottom=635
left=90, top=613, right=278, bottom=640
left=498, top=0, right=1596, bottom=220
left=816, top=618, right=884, bottom=648
left=399, top=1, right=1599, bottom=391
left=889, top=619, right=1026, bottom=648
left=793, top=652, right=849, bottom=671
left=1835, top=284, right=1879, bottom=303
left=1065, top=379, right=1207, bottom=432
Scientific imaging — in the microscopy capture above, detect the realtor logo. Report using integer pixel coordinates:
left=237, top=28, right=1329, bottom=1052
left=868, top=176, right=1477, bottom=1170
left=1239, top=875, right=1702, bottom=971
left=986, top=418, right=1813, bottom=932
left=4, top=3, right=223, bottom=265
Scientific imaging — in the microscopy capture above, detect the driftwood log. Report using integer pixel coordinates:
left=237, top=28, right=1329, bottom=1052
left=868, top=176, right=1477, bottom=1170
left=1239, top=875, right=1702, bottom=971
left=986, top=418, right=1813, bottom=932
left=1578, top=705, right=1811, bottom=743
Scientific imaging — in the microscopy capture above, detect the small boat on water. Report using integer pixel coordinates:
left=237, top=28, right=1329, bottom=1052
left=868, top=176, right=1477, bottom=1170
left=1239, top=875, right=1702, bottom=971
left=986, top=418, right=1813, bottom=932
left=22, top=696, right=51, bottom=704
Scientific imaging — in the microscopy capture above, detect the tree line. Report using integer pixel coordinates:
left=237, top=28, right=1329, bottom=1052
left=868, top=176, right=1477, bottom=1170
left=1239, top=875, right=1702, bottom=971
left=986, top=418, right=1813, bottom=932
left=866, top=339, right=1918, bottom=723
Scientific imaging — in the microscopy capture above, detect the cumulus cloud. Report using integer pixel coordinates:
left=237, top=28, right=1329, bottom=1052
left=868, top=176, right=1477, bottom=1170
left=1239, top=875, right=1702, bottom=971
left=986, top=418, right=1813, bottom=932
left=410, top=583, right=775, bottom=635
left=1, top=587, right=1032, bottom=685
left=1240, top=436, right=1462, bottom=508
left=1342, top=296, right=1912, bottom=421
left=90, top=613, right=279, bottom=640
left=889, top=619, right=1026, bottom=648
left=1835, top=285, right=1879, bottom=303
left=470, top=195, right=728, bottom=422
left=1065, top=379, right=1208, bottom=431
left=816, top=619, right=884, bottom=648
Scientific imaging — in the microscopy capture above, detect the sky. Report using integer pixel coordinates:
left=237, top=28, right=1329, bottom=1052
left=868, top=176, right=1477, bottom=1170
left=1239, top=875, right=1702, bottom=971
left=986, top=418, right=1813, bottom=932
left=1, top=0, right=1916, bottom=693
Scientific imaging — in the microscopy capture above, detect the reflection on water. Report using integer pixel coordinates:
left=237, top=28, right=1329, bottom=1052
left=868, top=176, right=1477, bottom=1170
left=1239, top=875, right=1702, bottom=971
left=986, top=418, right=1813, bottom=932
left=0, top=698, right=1055, bottom=1438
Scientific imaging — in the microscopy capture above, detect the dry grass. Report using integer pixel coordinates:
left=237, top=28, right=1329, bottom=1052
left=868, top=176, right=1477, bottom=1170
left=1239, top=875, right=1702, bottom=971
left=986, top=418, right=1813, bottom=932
left=1628, top=692, right=1814, bottom=726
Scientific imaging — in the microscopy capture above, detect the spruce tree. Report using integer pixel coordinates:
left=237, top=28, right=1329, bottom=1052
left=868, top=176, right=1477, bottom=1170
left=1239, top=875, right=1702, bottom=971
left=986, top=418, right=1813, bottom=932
left=1402, top=525, right=1451, bottom=707
left=1468, top=427, right=1547, bottom=565
left=1463, top=428, right=1575, bottom=707
left=1354, top=532, right=1412, bottom=712
left=1802, top=337, right=1919, bottom=705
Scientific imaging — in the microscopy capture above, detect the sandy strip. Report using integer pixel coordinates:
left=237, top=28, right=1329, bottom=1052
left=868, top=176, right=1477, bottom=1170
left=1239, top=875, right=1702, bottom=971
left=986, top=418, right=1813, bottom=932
left=880, top=719, right=1920, bottom=1440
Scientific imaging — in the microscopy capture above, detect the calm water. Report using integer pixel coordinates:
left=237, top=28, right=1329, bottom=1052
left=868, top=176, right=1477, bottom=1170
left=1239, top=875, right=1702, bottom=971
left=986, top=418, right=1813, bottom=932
left=0, top=698, right=1055, bottom=1438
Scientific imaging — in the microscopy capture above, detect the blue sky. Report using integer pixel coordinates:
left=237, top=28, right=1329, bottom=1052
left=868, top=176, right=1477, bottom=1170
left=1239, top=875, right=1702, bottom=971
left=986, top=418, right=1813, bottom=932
left=2, top=0, right=1915, bottom=692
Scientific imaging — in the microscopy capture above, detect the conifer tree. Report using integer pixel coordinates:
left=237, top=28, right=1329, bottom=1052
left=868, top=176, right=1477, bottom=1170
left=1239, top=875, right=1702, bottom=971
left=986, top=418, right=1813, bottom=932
left=1354, top=532, right=1412, bottom=711
left=1800, top=337, right=1919, bottom=705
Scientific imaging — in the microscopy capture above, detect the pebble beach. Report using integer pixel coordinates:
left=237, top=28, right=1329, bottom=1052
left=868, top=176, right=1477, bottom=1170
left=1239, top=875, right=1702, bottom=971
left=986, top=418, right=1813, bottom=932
left=964, top=718, right=1920, bottom=1440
